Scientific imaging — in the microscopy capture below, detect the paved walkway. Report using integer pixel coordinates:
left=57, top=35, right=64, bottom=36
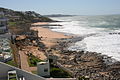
left=19, top=51, right=31, bottom=72
left=19, top=50, right=37, bottom=73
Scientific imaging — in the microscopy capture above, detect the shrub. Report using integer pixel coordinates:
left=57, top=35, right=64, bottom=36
left=28, top=53, right=42, bottom=67
left=50, top=67, right=71, bottom=78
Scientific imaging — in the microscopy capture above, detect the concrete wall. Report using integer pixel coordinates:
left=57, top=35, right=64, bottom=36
left=37, top=61, right=50, bottom=77
left=0, top=62, right=45, bottom=80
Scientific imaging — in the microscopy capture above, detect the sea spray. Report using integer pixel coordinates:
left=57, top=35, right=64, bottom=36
left=49, top=15, right=120, bottom=61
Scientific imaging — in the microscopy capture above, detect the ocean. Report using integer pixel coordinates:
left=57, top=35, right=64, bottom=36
left=49, top=15, right=120, bottom=61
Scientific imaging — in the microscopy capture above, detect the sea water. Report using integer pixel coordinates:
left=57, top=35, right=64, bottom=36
left=49, top=15, right=120, bottom=61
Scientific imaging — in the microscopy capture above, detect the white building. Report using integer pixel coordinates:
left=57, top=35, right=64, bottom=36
left=37, top=61, right=50, bottom=77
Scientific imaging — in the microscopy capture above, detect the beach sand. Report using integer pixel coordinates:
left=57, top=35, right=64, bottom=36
left=32, top=22, right=49, bottom=26
left=31, top=22, right=70, bottom=48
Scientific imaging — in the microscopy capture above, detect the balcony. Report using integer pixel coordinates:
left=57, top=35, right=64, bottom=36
left=0, top=26, right=7, bottom=29
left=0, top=24, right=6, bottom=27
left=0, top=18, right=7, bottom=21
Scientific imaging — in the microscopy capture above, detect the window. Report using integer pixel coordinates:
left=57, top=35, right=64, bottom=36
left=44, top=68, right=48, bottom=72
left=0, top=30, right=4, bottom=33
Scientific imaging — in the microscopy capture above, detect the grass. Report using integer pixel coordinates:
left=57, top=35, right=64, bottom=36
left=9, top=78, right=17, bottom=80
left=27, top=53, right=42, bottom=67
left=6, top=60, right=18, bottom=67
left=50, top=64, right=72, bottom=78
left=31, top=71, right=37, bottom=74
left=9, top=73, right=17, bottom=77
left=8, top=22, right=17, bottom=27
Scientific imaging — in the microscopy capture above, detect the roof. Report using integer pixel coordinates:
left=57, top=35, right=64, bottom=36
left=38, top=61, right=48, bottom=65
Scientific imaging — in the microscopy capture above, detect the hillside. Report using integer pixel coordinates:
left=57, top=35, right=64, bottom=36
left=0, top=7, right=53, bottom=34
left=0, top=7, right=53, bottom=22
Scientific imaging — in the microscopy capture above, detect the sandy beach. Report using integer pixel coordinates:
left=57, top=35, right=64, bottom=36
left=31, top=22, right=49, bottom=26
left=31, top=22, right=70, bottom=48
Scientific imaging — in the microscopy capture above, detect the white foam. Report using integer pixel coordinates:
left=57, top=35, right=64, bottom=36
left=50, top=20, right=105, bottom=36
left=49, top=16, right=120, bottom=61
left=69, top=33, right=120, bottom=61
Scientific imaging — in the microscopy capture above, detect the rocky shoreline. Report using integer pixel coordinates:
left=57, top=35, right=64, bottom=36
left=36, top=24, right=120, bottom=79
left=14, top=23, right=120, bottom=79
left=22, top=22, right=120, bottom=79
left=48, top=36, right=120, bottom=80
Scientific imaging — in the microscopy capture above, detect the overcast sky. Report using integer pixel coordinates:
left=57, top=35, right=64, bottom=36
left=0, top=0, right=120, bottom=15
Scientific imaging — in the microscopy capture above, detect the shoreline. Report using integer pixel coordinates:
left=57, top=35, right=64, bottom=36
left=31, top=22, right=120, bottom=79
left=31, top=22, right=119, bottom=63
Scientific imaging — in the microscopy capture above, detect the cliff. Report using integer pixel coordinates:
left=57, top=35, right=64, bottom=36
left=0, top=7, right=53, bottom=22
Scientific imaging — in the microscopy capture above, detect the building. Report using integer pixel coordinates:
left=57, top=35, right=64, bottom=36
left=0, top=38, right=12, bottom=62
left=0, top=12, right=11, bottom=39
left=37, top=61, right=50, bottom=77
left=0, top=12, right=8, bottom=34
left=0, top=12, right=12, bottom=62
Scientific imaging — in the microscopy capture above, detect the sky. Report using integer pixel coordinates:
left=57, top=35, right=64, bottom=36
left=0, top=0, right=120, bottom=15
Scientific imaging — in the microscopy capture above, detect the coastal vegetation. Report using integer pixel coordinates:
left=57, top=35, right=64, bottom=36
left=10, top=41, right=19, bottom=67
left=50, top=65, right=71, bottom=78
left=6, top=60, right=17, bottom=67
left=27, top=53, right=42, bottom=67
left=49, top=59, right=72, bottom=78
left=79, top=76, right=89, bottom=80
left=5, top=41, right=18, bottom=67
